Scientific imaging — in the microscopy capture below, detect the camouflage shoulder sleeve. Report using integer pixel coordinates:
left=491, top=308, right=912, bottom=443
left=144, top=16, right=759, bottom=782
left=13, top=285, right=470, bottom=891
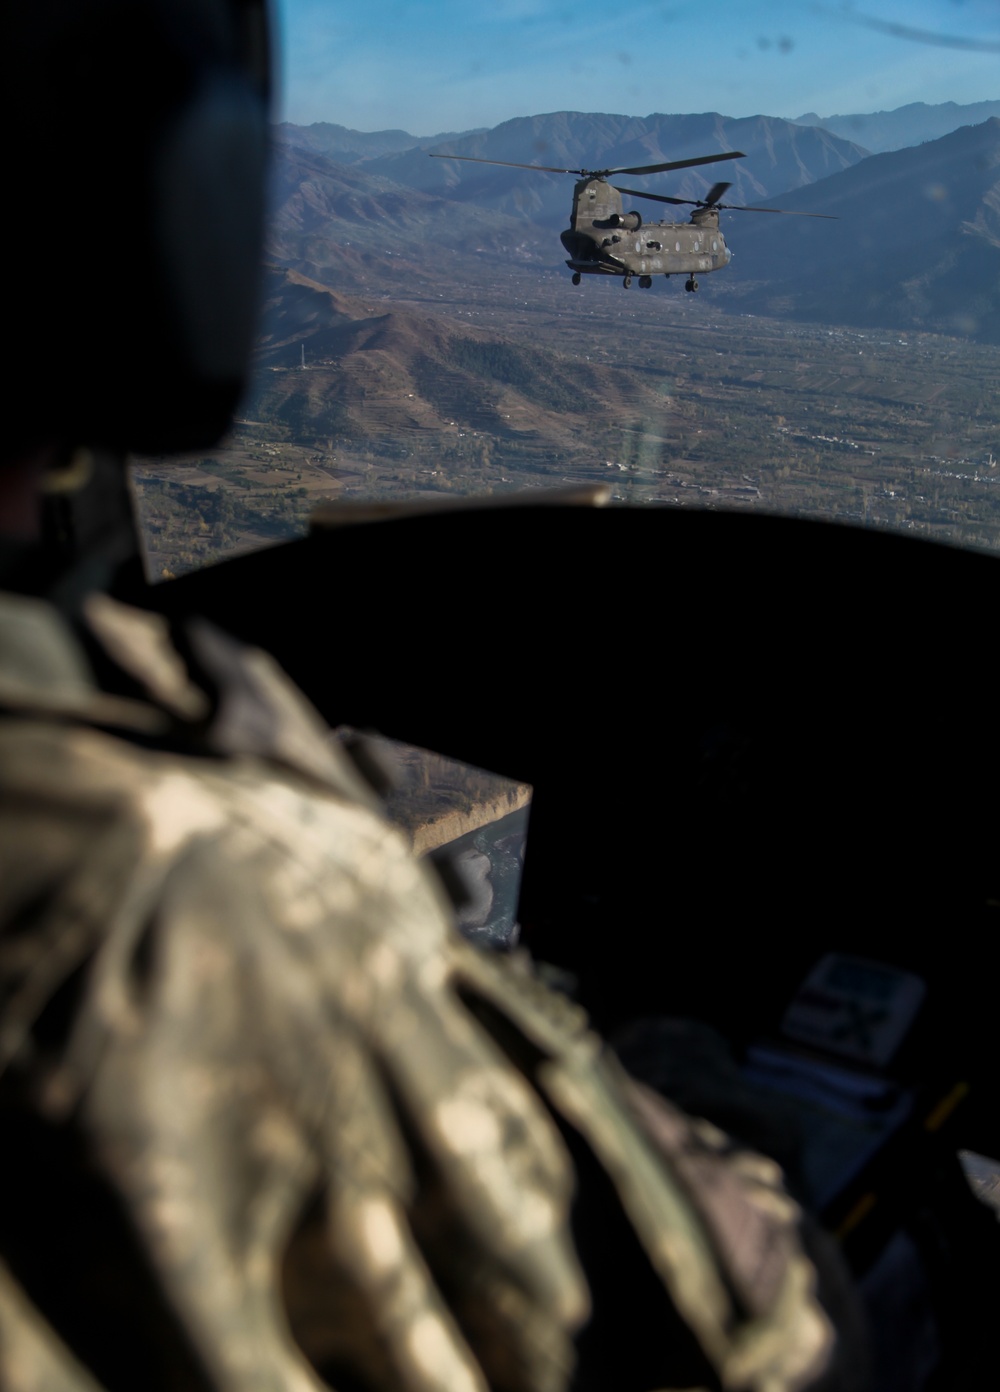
left=0, top=1258, right=103, bottom=1392
left=451, top=942, right=836, bottom=1392
left=0, top=592, right=837, bottom=1392
left=0, top=718, right=581, bottom=1392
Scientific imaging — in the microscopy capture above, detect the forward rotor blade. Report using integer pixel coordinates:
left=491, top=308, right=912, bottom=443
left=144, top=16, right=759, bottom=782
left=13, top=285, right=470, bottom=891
left=428, top=153, right=591, bottom=174
left=428, top=149, right=745, bottom=178
left=704, top=181, right=731, bottom=206
left=601, top=151, right=744, bottom=176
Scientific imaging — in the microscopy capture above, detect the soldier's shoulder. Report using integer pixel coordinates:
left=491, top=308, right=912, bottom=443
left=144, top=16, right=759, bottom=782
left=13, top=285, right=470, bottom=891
left=0, top=588, right=375, bottom=804
left=0, top=588, right=437, bottom=948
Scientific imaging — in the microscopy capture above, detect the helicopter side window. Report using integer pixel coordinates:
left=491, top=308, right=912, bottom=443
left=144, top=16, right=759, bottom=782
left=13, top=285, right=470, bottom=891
left=647, top=240, right=662, bottom=251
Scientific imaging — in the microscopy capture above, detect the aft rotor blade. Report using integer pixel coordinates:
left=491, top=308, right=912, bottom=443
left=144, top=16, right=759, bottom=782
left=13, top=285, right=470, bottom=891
left=615, top=180, right=732, bottom=208
left=613, top=186, right=696, bottom=206
left=615, top=185, right=837, bottom=218
left=716, top=203, right=838, bottom=218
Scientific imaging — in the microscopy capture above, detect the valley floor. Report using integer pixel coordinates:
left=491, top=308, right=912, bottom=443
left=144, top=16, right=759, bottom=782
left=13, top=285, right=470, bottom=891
left=132, top=268, right=1000, bottom=577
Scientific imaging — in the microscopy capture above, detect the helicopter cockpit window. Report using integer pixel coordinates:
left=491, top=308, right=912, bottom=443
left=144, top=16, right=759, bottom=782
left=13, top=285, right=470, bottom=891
left=111, top=4, right=1000, bottom=1351
left=129, top=1, right=1000, bottom=576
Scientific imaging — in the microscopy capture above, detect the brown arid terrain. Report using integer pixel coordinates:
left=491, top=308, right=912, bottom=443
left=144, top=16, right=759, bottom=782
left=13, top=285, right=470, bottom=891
left=132, top=260, right=1000, bottom=578
left=132, top=108, right=999, bottom=576
left=252, top=267, right=660, bottom=445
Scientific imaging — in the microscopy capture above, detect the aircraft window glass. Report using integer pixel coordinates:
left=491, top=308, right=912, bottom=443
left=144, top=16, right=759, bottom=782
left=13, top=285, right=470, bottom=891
left=130, top=1, right=1000, bottom=575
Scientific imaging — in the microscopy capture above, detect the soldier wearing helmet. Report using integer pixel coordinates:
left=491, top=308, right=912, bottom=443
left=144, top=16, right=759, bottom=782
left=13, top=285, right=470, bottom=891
left=0, top=5, right=850, bottom=1389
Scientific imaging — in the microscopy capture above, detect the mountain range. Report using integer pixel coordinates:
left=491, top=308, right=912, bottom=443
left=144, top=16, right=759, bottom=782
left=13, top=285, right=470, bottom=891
left=272, top=121, right=487, bottom=162
left=267, top=142, right=551, bottom=293
left=266, top=108, right=873, bottom=295
left=794, top=100, right=1000, bottom=153
left=268, top=105, right=1000, bottom=343
left=279, top=110, right=870, bottom=228
left=726, top=118, right=1000, bottom=342
left=277, top=99, right=1000, bottom=164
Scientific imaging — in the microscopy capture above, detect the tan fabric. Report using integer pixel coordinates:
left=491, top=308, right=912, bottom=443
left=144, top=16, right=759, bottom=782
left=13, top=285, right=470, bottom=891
left=0, top=592, right=835, bottom=1392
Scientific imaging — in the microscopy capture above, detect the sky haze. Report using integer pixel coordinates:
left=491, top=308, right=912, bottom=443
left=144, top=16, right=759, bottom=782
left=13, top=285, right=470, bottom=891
left=274, top=1, right=1000, bottom=135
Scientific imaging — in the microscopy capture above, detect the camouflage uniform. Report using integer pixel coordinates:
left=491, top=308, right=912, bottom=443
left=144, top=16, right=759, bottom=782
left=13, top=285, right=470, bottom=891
left=0, top=589, right=836, bottom=1392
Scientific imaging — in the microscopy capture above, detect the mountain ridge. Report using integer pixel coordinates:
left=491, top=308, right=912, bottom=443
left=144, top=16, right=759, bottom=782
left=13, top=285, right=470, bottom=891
left=730, top=119, right=1000, bottom=342
left=360, top=111, right=870, bottom=226
left=793, top=100, right=1000, bottom=153
left=266, top=109, right=999, bottom=342
left=273, top=121, right=487, bottom=163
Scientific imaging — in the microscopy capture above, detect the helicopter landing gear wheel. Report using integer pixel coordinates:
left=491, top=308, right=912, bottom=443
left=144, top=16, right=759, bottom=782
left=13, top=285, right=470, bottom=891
left=685, top=277, right=699, bottom=292
left=639, top=276, right=652, bottom=289
left=623, top=275, right=632, bottom=289
left=572, top=271, right=581, bottom=286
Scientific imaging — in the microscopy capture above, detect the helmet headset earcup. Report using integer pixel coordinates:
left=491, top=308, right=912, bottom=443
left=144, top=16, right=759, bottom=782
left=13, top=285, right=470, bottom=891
left=3, top=0, right=272, bottom=455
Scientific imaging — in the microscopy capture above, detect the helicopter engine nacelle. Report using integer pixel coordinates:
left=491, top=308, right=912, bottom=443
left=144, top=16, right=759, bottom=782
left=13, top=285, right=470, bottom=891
left=607, top=210, right=642, bottom=231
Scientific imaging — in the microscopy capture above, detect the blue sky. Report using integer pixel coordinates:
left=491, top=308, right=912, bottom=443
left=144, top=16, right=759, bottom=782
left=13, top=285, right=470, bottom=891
left=273, top=1, right=1000, bottom=133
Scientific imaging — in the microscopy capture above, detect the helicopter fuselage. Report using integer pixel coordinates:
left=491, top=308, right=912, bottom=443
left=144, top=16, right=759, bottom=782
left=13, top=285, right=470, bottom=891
left=560, top=176, right=731, bottom=286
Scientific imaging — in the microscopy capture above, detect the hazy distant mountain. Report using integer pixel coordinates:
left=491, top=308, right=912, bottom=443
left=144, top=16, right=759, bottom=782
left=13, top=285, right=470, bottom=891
left=266, top=141, right=551, bottom=290
left=729, top=120, right=1000, bottom=342
left=273, top=121, right=485, bottom=163
left=264, top=111, right=863, bottom=293
left=266, top=111, right=998, bottom=343
left=794, top=101, right=1000, bottom=154
left=360, top=111, right=869, bottom=228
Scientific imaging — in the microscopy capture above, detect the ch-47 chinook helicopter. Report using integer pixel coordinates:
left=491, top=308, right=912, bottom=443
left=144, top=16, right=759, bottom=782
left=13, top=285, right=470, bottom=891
left=430, top=148, right=834, bottom=290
